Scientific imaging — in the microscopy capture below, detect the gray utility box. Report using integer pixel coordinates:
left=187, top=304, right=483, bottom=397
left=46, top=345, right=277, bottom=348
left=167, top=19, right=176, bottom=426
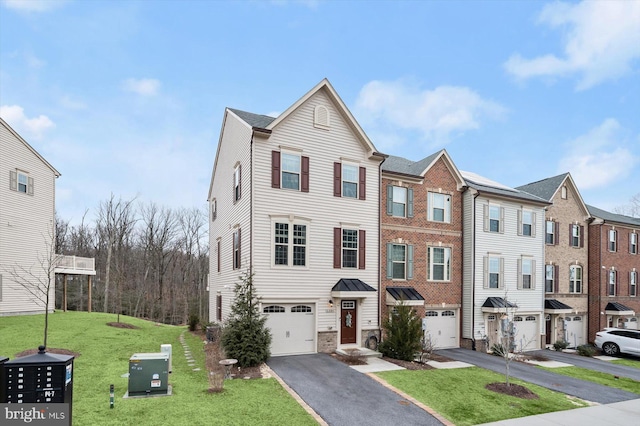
left=128, top=353, right=169, bottom=396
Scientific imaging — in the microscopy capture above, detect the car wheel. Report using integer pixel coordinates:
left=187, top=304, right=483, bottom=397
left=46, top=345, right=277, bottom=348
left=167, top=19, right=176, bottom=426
left=602, top=342, right=620, bottom=356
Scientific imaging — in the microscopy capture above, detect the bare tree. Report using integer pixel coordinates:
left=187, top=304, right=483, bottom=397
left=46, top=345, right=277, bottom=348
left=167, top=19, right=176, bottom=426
left=613, top=193, right=640, bottom=218
left=1, top=225, right=62, bottom=347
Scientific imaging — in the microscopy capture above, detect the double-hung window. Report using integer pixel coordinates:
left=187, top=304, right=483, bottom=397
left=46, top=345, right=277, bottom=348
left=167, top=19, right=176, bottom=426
left=390, top=244, right=406, bottom=279
left=630, top=233, right=637, bottom=255
left=518, top=258, right=534, bottom=290
left=519, top=210, right=534, bottom=236
left=569, top=265, right=582, bottom=293
left=545, top=264, right=555, bottom=293
left=545, top=221, right=555, bottom=245
left=334, top=228, right=365, bottom=269
left=484, top=256, right=503, bottom=289
left=342, top=164, right=358, bottom=198
left=9, top=170, right=33, bottom=195
left=233, top=165, right=241, bottom=202
left=281, top=153, right=301, bottom=190
left=630, top=271, right=637, bottom=297
left=608, top=270, right=617, bottom=296
left=272, top=150, right=309, bottom=191
left=609, top=230, right=617, bottom=252
left=18, top=172, right=28, bottom=193
left=484, top=205, right=503, bottom=233
left=334, top=162, right=365, bottom=199
left=428, top=192, right=451, bottom=223
left=428, top=247, right=451, bottom=281
left=570, top=224, right=582, bottom=247
left=274, top=222, right=307, bottom=266
left=233, top=229, right=241, bottom=269
left=342, top=229, right=358, bottom=268
left=390, top=186, right=408, bottom=217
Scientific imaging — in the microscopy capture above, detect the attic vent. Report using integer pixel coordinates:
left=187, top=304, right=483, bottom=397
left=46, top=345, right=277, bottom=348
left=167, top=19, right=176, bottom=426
left=314, top=105, right=330, bottom=128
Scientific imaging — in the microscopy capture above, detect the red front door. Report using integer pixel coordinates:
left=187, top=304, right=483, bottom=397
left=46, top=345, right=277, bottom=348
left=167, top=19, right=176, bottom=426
left=341, top=300, right=357, bottom=344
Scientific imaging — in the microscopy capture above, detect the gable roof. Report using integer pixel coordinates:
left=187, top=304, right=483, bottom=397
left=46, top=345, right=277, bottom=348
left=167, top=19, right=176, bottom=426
left=461, top=170, right=549, bottom=205
left=516, top=172, right=589, bottom=217
left=1, top=117, right=60, bottom=177
left=382, top=149, right=466, bottom=189
left=227, top=108, right=275, bottom=130
left=587, top=204, right=640, bottom=227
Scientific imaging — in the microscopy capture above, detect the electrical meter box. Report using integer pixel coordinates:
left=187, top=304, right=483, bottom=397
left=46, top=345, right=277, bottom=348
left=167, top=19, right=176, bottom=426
left=3, top=346, right=74, bottom=422
left=128, top=353, right=169, bottom=396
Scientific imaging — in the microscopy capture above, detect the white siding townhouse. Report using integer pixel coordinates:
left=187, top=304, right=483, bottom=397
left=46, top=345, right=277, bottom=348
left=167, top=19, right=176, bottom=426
left=208, top=79, right=385, bottom=356
left=0, top=118, right=60, bottom=316
left=461, top=171, right=550, bottom=351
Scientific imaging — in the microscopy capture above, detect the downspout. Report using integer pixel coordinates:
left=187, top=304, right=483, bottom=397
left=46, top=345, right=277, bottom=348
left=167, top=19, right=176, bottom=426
left=471, top=190, right=480, bottom=350
left=250, top=134, right=254, bottom=272
left=377, top=156, right=386, bottom=343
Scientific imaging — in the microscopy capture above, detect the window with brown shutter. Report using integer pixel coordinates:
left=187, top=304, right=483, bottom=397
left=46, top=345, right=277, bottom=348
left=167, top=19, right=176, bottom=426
left=333, top=227, right=341, bottom=268
left=359, top=167, right=366, bottom=200
left=272, top=151, right=281, bottom=188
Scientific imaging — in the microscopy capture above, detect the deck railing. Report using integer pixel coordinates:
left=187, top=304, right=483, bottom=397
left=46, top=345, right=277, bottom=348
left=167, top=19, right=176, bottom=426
left=55, top=255, right=96, bottom=273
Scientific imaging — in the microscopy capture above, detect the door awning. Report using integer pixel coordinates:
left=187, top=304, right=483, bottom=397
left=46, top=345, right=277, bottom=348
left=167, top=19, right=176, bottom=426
left=481, top=297, right=517, bottom=313
left=605, top=302, right=635, bottom=316
left=386, top=287, right=425, bottom=306
left=544, top=299, right=573, bottom=314
left=331, top=278, right=376, bottom=299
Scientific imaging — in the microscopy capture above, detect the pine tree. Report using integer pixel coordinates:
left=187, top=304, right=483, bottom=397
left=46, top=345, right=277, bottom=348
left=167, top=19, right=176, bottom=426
left=378, top=303, right=422, bottom=361
left=220, top=270, right=272, bottom=367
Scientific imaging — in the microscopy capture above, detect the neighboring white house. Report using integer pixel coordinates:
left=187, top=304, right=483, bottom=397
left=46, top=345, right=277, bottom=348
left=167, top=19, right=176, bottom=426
left=208, top=79, right=385, bottom=356
left=0, top=117, right=60, bottom=316
left=461, top=171, right=549, bottom=351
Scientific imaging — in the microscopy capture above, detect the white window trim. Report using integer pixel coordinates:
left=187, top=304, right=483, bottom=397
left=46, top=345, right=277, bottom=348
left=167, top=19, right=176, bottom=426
left=571, top=224, right=581, bottom=247
left=342, top=228, right=359, bottom=268
left=608, top=270, right=617, bottom=296
left=518, top=209, right=535, bottom=237
left=545, top=220, right=555, bottom=245
left=234, top=165, right=241, bottom=202
left=281, top=151, right=302, bottom=191
left=271, top=217, right=310, bottom=269
left=390, top=243, right=407, bottom=280
left=569, top=265, right=582, bottom=294
left=630, top=233, right=638, bottom=255
left=545, top=264, right=554, bottom=293
left=630, top=271, right=637, bottom=297
left=609, top=229, right=617, bottom=252
left=428, top=192, right=451, bottom=223
left=518, top=257, right=535, bottom=290
left=342, top=162, right=359, bottom=199
left=428, top=246, right=451, bottom=282
left=392, top=186, right=408, bottom=218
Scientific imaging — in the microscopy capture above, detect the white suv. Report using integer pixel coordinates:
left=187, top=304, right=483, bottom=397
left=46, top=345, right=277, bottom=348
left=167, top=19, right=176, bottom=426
left=594, top=328, right=640, bottom=356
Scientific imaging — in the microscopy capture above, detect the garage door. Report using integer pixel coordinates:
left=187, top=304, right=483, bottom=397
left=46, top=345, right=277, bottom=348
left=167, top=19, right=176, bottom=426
left=424, top=310, right=458, bottom=349
left=624, top=317, right=638, bottom=330
left=264, top=304, right=315, bottom=356
left=565, top=316, right=585, bottom=347
left=514, top=315, right=539, bottom=351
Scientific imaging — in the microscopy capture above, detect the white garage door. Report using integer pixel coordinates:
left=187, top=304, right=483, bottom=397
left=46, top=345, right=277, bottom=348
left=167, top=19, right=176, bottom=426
left=624, top=317, right=638, bottom=330
left=565, top=316, right=585, bottom=347
left=514, top=315, right=539, bottom=351
left=424, top=310, right=458, bottom=349
left=264, top=304, right=315, bottom=356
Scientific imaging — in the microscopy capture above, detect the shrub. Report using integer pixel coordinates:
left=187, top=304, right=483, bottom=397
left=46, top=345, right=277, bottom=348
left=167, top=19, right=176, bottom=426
left=490, top=343, right=507, bottom=357
left=378, top=303, right=422, bottom=361
left=188, top=314, right=200, bottom=332
left=553, top=340, right=569, bottom=351
left=221, top=270, right=272, bottom=367
left=576, top=344, right=595, bottom=357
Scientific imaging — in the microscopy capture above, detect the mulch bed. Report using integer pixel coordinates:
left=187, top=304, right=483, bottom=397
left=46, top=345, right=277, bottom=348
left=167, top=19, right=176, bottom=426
left=486, top=382, right=539, bottom=399
left=107, top=322, right=140, bottom=329
left=15, top=348, right=81, bottom=358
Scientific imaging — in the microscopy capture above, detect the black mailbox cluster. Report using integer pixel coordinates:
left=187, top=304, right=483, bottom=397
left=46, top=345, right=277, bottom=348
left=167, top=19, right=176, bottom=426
left=2, top=346, right=74, bottom=419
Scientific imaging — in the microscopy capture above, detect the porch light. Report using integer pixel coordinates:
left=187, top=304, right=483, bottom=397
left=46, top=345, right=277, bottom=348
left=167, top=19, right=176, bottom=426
left=328, top=300, right=334, bottom=308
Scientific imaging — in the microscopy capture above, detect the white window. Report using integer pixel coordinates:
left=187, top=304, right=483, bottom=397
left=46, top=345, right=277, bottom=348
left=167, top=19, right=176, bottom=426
left=17, top=172, right=28, bottom=193
left=342, top=164, right=358, bottom=198
left=211, top=199, right=217, bottom=221
left=263, top=306, right=285, bottom=313
left=274, top=221, right=307, bottom=267
left=426, top=311, right=438, bottom=317
left=486, top=256, right=502, bottom=289
left=630, top=233, right=638, bottom=255
left=9, top=170, right=33, bottom=195
left=545, top=264, right=555, bottom=293
left=489, top=206, right=501, bottom=232
left=631, top=271, right=637, bottom=297
left=233, top=229, right=241, bottom=269
left=609, top=229, right=617, bottom=252
left=342, top=229, right=358, bottom=268
left=392, top=186, right=407, bottom=217
left=608, top=270, right=616, bottom=296
left=520, top=210, right=534, bottom=236
left=390, top=244, right=407, bottom=279
left=571, top=224, right=581, bottom=247
left=428, top=246, right=451, bottom=281
left=281, top=153, right=301, bottom=190
left=545, top=221, right=555, bottom=244
left=233, top=165, right=241, bottom=202
left=519, top=258, right=534, bottom=289
left=569, top=265, right=582, bottom=293
left=428, top=192, right=451, bottom=223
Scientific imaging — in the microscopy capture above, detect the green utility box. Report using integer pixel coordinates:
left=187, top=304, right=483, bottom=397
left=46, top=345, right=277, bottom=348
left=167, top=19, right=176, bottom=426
left=128, top=353, right=169, bottom=396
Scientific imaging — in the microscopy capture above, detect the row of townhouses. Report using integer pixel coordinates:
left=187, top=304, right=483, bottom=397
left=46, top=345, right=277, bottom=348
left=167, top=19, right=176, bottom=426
left=207, top=79, right=640, bottom=356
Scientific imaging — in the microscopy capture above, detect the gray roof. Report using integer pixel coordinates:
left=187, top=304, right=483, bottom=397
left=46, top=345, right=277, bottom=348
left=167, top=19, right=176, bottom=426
left=515, top=173, right=569, bottom=202
left=386, top=287, right=424, bottom=302
left=382, top=151, right=442, bottom=176
left=545, top=299, right=573, bottom=310
left=464, top=177, right=549, bottom=204
left=332, top=278, right=376, bottom=292
left=587, top=204, right=640, bottom=227
left=228, top=108, right=276, bottom=129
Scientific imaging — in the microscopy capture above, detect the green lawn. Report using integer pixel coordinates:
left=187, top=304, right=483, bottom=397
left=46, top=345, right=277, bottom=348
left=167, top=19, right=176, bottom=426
left=611, top=358, right=640, bottom=369
left=539, top=366, right=640, bottom=394
left=376, top=367, right=589, bottom=426
left=0, top=312, right=316, bottom=426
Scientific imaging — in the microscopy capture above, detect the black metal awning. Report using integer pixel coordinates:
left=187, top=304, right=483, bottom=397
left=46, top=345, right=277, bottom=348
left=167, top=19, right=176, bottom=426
left=482, top=297, right=517, bottom=309
left=331, top=279, right=376, bottom=299
left=605, top=302, right=635, bottom=315
left=386, top=287, right=424, bottom=306
left=544, top=299, right=573, bottom=313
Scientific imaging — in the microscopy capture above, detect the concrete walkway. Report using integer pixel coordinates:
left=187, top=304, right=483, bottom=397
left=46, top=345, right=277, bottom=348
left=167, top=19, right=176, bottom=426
left=438, top=348, right=638, bottom=404
left=528, top=349, right=640, bottom=381
left=268, top=354, right=444, bottom=426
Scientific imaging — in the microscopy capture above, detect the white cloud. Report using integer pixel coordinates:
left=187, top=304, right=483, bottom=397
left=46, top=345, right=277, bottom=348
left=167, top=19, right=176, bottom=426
left=560, top=119, right=638, bottom=189
left=505, top=1, right=640, bottom=90
left=0, top=105, right=55, bottom=138
left=122, top=78, right=161, bottom=96
left=60, top=95, right=86, bottom=110
left=355, top=79, right=506, bottom=148
left=1, top=0, right=68, bottom=12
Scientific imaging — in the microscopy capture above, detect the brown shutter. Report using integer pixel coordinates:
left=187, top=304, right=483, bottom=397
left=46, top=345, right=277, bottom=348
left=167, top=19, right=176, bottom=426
left=217, top=240, right=221, bottom=273
left=359, top=167, right=366, bottom=200
left=333, top=162, right=341, bottom=197
left=580, top=225, right=584, bottom=248
left=301, top=156, right=309, bottom=192
left=216, top=294, right=222, bottom=321
left=333, top=228, right=341, bottom=268
left=238, top=165, right=242, bottom=200
left=272, top=151, right=281, bottom=188
left=554, top=221, right=560, bottom=245
left=569, top=224, right=573, bottom=246
left=554, top=265, right=559, bottom=293
left=358, top=229, right=366, bottom=269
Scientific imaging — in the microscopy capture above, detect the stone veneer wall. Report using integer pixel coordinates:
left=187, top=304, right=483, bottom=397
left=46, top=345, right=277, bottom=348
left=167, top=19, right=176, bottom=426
left=317, top=331, right=337, bottom=353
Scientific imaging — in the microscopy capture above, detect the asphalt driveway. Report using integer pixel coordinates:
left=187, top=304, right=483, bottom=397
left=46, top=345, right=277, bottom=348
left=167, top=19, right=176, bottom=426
left=528, top=349, right=640, bottom=381
left=438, top=348, right=638, bottom=404
left=267, top=354, right=443, bottom=426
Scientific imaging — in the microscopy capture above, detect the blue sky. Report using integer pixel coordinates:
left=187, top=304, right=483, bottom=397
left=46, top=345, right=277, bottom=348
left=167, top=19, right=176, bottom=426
left=1, top=0, right=639, bottom=224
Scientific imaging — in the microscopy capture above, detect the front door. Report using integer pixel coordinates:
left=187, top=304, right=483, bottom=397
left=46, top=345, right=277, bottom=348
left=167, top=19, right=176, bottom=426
left=341, top=300, right=357, bottom=344
left=545, top=315, right=552, bottom=345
